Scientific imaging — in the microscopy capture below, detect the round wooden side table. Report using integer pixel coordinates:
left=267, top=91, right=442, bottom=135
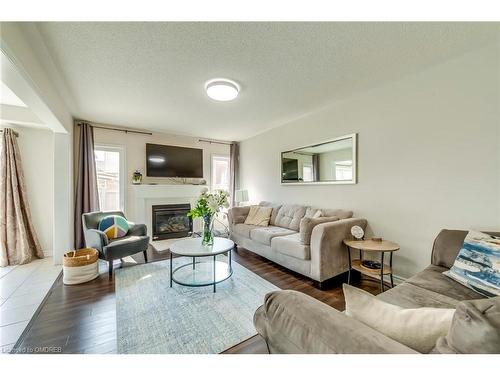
left=343, top=239, right=400, bottom=292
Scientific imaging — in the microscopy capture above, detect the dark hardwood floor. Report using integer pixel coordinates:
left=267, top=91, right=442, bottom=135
left=12, top=245, right=382, bottom=354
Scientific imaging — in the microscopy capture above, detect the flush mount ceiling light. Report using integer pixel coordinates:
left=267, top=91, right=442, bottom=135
left=205, top=78, right=239, bottom=102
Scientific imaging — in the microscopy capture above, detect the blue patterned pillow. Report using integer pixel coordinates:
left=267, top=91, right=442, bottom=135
left=444, top=231, right=500, bottom=297
left=98, top=215, right=130, bottom=240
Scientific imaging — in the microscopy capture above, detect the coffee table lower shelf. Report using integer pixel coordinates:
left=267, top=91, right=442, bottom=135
left=171, top=258, right=232, bottom=289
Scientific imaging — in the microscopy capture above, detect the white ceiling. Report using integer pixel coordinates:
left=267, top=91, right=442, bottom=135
left=36, top=22, right=499, bottom=141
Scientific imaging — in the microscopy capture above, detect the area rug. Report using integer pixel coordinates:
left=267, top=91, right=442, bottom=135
left=115, top=257, right=279, bottom=354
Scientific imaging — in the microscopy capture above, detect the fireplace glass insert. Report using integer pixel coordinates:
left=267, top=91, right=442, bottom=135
left=152, top=203, right=192, bottom=240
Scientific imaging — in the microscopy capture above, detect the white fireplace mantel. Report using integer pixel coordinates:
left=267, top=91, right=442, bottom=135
left=130, top=184, right=205, bottom=238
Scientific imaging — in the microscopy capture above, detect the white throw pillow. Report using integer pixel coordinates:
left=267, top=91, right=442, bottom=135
left=244, top=206, right=272, bottom=226
left=343, top=284, right=455, bottom=353
left=312, top=210, right=323, bottom=218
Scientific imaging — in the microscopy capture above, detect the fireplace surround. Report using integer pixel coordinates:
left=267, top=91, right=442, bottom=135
left=152, top=203, right=192, bottom=240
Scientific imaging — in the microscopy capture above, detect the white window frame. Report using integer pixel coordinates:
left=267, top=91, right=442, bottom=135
left=302, top=163, right=313, bottom=182
left=210, top=154, right=230, bottom=193
left=332, top=160, right=353, bottom=181
left=94, top=143, right=126, bottom=213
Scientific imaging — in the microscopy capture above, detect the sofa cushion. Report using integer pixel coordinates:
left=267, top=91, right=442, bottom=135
left=407, top=265, right=485, bottom=302
left=344, top=284, right=455, bottom=353
left=274, top=204, right=307, bottom=231
left=232, top=223, right=258, bottom=238
left=259, top=201, right=282, bottom=226
left=244, top=205, right=272, bottom=226
left=299, top=216, right=339, bottom=245
left=377, top=282, right=460, bottom=309
left=272, top=233, right=311, bottom=260
left=433, top=296, right=500, bottom=354
left=249, top=226, right=296, bottom=246
left=321, top=208, right=353, bottom=220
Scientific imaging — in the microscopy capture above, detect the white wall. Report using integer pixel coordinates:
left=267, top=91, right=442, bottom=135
left=1, top=22, right=74, bottom=263
left=240, top=45, right=500, bottom=279
left=1, top=125, right=54, bottom=256
left=92, top=128, right=230, bottom=219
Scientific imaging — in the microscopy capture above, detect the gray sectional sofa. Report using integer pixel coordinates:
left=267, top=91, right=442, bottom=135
left=254, top=229, right=500, bottom=353
left=228, top=202, right=367, bottom=286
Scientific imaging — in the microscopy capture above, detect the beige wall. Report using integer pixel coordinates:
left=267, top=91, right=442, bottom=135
left=240, top=45, right=500, bottom=279
left=91, top=128, right=230, bottom=219
left=1, top=125, right=55, bottom=256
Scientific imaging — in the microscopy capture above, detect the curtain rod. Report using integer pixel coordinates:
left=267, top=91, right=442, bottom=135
left=76, top=121, right=152, bottom=136
left=0, top=129, right=19, bottom=137
left=198, top=138, right=234, bottom=145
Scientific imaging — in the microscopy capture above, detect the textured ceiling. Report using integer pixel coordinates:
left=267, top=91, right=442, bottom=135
left=36, top=22, right=499, bottom=141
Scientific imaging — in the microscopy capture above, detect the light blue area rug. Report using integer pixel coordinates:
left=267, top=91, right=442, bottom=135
left=115, top=257, right=279, bottom=354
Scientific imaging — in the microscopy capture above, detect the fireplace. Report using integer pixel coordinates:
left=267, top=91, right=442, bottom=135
left=152, top=203, right=192, bottom=240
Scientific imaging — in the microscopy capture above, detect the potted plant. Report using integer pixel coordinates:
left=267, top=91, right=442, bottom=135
left=188, top=188, right=229, bottom=246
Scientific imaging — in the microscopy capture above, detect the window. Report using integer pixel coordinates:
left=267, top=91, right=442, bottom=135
left=94, top=145, right=125, bottom=211
left=334, top=160, right=353, bottom=181
left=302, top=164, right=313, bottom=182
left=211, top=155, right=230, bottom=192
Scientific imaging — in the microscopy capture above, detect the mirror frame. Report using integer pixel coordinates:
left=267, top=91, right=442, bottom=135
left=280, top=133, right=357, bottom=185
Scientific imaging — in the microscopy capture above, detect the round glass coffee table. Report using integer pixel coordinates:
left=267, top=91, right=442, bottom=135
left=169, top=237, right=235, bottom=293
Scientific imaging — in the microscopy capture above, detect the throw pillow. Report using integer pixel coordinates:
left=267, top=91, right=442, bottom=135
left=98, top=215, right=130, bottom=240
left=343, top=284, right=455, bottom=353
left=299, top=216, right=338, bottom=245
left=433, top=296, right=500, bottom=354
left=304, top=207, right=323, bottom=218
left=443, top=230, right=500, bottom=297
left=244, top=206, right=272, bottom=226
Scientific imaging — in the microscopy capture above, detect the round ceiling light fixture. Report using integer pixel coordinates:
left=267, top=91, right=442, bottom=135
left=205, top=78, right=240, bottom=102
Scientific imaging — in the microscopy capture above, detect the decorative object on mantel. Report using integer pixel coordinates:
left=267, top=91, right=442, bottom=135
left=187, top=188, right=229, bottom=246
left=234, top=189, right=249, bottom=206
left=132, top=170, right=143, bottom=184
left=350, top=225, right=365, bottom=240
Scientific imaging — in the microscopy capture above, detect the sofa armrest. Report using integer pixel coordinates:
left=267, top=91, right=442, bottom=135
left=84, top=228, right=109, bottom=253
left=228, top=206, right=251, bottom=227
left=128, top=222, right=147, bottom=236
left=310, top=218, right=367, bottom=281
left=254, top=290, right=417, bottom=354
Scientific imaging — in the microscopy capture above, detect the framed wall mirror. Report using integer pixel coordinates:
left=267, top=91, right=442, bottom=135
left=281, top=133, right=357, bottom=185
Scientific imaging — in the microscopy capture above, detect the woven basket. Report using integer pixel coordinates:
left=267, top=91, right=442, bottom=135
left=63, top=248, right=99, bottom=285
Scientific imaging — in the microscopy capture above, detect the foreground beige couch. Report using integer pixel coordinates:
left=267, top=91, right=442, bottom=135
left=254, top=229, right=500, bottom=353
left=228, top=202, right=367, bottom=287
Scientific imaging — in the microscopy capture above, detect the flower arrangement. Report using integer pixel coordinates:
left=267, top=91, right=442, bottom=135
left=187, top=188, right=229, bottom=245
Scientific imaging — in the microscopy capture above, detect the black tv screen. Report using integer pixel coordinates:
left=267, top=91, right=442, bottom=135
left=146, top=143, right=203, bottom=178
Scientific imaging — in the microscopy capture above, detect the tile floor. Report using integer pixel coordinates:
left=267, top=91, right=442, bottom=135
left=0, top=258, right=61, bottom=353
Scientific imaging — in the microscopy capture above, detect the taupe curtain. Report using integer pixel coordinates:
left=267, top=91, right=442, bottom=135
left=0, top=128, right=44, bottom=267
left=74, top=122, right=100, bottom=249
left=229, top=142, right=239, bottom=207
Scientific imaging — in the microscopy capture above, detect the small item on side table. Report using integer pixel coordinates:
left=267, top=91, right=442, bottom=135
left=350, top=225, right=365, bottom=240
left=371, top=237, right=383, bottom=242
left=343, top=238, right=400, bottom=292
left=132, top=170, right=143, bottom=184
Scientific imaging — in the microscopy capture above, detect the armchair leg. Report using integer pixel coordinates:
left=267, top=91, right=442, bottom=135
left=108, top=259, right=114, bottom=280
left=143, top=249, right=148, bottom=263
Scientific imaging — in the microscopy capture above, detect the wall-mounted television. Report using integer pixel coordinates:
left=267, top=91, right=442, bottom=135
left=146, top=143, right=203, bottom=178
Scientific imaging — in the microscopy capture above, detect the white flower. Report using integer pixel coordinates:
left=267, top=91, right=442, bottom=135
left=200, top=187, right=209, bottom=194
